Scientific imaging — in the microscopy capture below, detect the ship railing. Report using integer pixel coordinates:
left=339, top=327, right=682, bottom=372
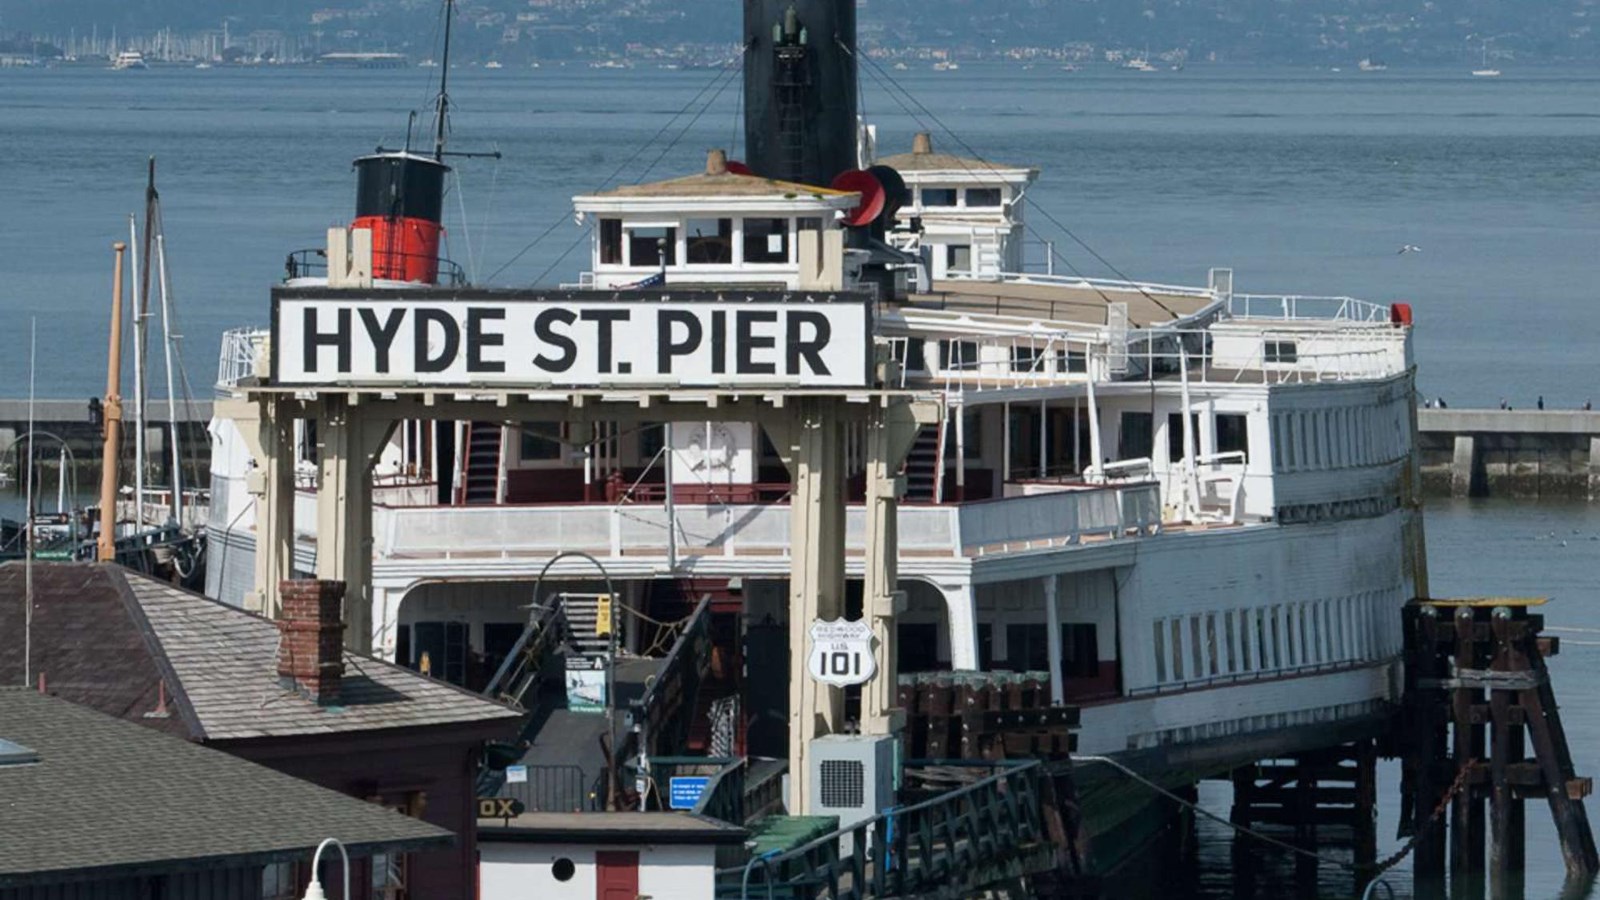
left=217, top=328, right=267, bottom=388
left=940, top=269, right=1218, bottom=301
left=1227, top=293, right=1391, bottom=323
left=283, top=247, right=468, bottom=287
left=370, top=482, right=1166, bottom=561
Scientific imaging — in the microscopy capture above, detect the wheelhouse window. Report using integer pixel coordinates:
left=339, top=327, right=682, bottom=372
left=1118, top=411, right=1154, bottom=461
left=1265, top=340, right=1298, bottom=364
left=922, top=187, right=958, bottom=207
left=626, top=226, right=676, bottom=267
left=1011, top=345, right=1041, bottom=373
left=893, top=337, right=928, bottom=372
left=1056, top=347, right=1088, bottom=373
left=742, top=217, right=790, bottom=263
left=685, top=217, right=733, bottom=264
left=938, top=339, right=978, bottom=372
left=946, top=244, right=972, bottom=273
left=599, top=218, right=623, bottom=265
left=965, top=187, right=1002, bottom=207
left=1167, top=413, right=1201, bottom=465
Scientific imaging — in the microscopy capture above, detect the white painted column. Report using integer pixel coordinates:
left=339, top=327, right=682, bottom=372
left=954, top=406, right=966, bottom=501
left=943, top=581, right=981, bottom=670
left=240, top=396, right=293, bottom=617
left=862, top=401, right=923, bottom=737
left=1043, top=575, right=1064, bottom=704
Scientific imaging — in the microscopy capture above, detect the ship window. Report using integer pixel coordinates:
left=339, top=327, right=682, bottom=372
left=1166, top=413, right=1200, bottom=466
left=626, top=226, right=676, bottom=267
left=685, top=217, right=733, bottom=264
left=1005, top=623, right=1049, bottom=673
left=938, top=339, right=978, bottom=372
left=922, top=187, right=958, bottom=207
left=1118, top=412, right=1154, bottom=462
left=639, top=423, right=665, bottom=462
left=1265, top=340, right=1298, bottom=364
left=946, top=244, right=972, bottom=273
left=411, top=621, right=468, bottom=685
left=743, top=217, right=790, bottom=263
left=1189, top=616, right=1205, bottom=678
left=1170, top=619, right=1185, bottom=681
left=892, top=337, right=927, bottom=372
left=1153, top=622, right=1167, bottom=682
left=520, top=423, right=564, bottom=462
left=1011, top=345, right=1042, bottom=373
left=599, top=218, right=623, bottom=265
left=966, top=187, right=1002, bottom=207
left=1056, top=348, right=1088, bottom=374
left=1267, top=607, right=1282, bottom=669
left=978, top=623, right=994, bottom=670
left=1062, top=623, right=1098, bottom=679
left=1223, top=613, right=1238, bottom=674
left=1205, top=615, right=1220, bottom=676
left=1238, top=611, right=1253, bottom=671
left=1216, top=414, right=1248, bottom=457
left=1009, top=405, right=1041, bottom=478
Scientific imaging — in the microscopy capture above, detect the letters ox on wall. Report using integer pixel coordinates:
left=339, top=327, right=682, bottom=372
left=272, top=292, right=873, bottom=389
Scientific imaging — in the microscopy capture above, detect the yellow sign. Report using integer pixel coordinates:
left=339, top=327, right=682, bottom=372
left=595, top=595, right=613, bottom=637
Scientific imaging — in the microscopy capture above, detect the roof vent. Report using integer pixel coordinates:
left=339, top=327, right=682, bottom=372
left=0, top=738, right=40, bottom=767
left=912, top=132, right=933, bottom=155
left=706, top=148, right=729, bottom=176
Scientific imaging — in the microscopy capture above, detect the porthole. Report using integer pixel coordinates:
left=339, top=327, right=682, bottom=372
left=552, top=857, right=576, bottom=882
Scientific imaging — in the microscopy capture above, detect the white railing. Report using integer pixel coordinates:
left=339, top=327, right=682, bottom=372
left=360, top=483, right=1166, bottom=561
left=940, top=270, right=1217, bottom=301
left=1227, top=294, right=1391, bottom=324
left=217, top=328, right=267, bottom=389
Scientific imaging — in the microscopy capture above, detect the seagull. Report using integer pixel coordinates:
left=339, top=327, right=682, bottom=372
left=1398, top=244, right=1422, bottom=255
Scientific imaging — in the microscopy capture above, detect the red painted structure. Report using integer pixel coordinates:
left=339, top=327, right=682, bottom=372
left=352, top=152, right=451, bottom=284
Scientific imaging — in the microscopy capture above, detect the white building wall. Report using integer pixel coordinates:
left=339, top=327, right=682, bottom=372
left=479, top=842, right=716, bottom=900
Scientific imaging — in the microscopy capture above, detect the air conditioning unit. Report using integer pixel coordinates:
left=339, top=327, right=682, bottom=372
left=808, top=734, right=897, bottom=837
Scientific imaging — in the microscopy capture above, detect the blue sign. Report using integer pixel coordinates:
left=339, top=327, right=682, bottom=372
left=668, top=776, right=711, bottom=811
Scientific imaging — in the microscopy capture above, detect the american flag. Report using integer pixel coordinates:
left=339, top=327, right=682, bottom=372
left=623, top=271, right=665, bottom=289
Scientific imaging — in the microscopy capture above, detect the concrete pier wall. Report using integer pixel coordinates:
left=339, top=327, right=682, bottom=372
left=0, top=399, right=212, bottom=498
left=1418, top=409, right=1600, bottom=500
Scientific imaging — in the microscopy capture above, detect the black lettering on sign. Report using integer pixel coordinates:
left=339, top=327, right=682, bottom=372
left=413, top=308, right=460, bottom=373
left=736, top=310, right=778, bottom=375
left=710, top=309, right=727, bottom=375
left=580, top=308, right=631, bottom=374
left=657, top=310, right=702, bottom=374
left=533, top=308, right=577, bottom=373
left=467, top=307, right=506, bottom=373
left=357, top=308, right=404, bottom=374
left=303, top=307, right=352, bottom=374
left=786, top=310, right=832, bottom=377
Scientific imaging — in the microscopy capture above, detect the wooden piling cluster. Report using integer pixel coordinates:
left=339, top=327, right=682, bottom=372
left=1229, top=741, right=1379, bottom=872
left=1402, top=599, right=1597, bottom=898
left=896, top=672, right=1079, bottom=760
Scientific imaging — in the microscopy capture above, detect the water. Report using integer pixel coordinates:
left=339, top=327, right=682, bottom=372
left=4, top=63, right=1600, bottom=895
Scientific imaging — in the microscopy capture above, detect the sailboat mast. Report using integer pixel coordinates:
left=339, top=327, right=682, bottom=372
left=97, top=243, right=128, bottom=563
left=433, top=0, right=455, bottom=161
left=130, top=214, right=146, bottom=529
left=155, top=234, right=183, bottom=528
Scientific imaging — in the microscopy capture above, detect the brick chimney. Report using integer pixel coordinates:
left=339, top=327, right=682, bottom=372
left=277, top=579, right=347, bottom=705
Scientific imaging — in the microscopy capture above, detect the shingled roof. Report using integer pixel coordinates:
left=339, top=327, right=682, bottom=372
left=0, top=688, right=450, bottom=887
left=0, top=563, right=522, bottom=742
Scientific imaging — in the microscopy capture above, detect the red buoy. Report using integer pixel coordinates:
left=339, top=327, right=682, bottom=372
left=830, top=169, right=886, bottom=227
left=1390, top=303, right=1413, bottom=326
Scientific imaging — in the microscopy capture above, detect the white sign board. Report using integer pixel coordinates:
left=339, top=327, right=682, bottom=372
left=272, top=293, right=871, bottom=389
left=807, top=618, right=877, bottom=687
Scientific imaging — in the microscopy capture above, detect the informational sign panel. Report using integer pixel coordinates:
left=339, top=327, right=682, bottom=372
left=271, top=293, right=872, bottom=389
left=565, top=658, right=607, bottom=713
left=668, top=776, right=711, bottom=810
left=807, top=618, right=878, bottom=687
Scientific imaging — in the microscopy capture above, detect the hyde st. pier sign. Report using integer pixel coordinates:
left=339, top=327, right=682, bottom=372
left=271, top=290, right=873, bottom=389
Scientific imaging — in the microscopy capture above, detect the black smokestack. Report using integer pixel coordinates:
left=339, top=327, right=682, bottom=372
left=742, top=0, right=859, bottom=188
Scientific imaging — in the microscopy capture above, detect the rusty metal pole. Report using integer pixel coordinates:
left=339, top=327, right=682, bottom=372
left=96, top=242, right=128, bottom=562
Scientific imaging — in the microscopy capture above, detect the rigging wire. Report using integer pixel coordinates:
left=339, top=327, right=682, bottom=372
left=849, top=44, right=1183, bottom=321
left=528, top=56, right=745, bottom=287
left=485, top=60, right=744, bottom=284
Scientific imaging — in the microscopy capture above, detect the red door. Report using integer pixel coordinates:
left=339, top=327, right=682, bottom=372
left=595, top=850, right=639, bottom=900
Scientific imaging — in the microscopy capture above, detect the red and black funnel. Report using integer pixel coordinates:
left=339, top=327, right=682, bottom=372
left=352, top=152, right=451, bottom=284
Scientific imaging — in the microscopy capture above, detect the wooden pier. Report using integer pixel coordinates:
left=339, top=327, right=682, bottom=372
left=1402, top=598, right=1597, bottom=899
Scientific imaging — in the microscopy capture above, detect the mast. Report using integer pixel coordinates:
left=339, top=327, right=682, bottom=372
left=97, top=243, right=128, bottom=563
left=433, top=0, right=454, bottom=160
left=24, top=318, right=36, bottom=687
left=155, top=234, right=183, bottom=529
left=130, top=214, right=145, bottom=529
left=138, top=159, right=158, bottom=521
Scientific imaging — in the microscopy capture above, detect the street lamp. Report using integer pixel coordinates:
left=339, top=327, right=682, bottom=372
left=300, top=837, right=349, bottom=900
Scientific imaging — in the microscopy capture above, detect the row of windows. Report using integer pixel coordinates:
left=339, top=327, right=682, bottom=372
left=920, top=186, right=1003, bottom=209
left=898, top=339, right=1087, bottom=376
left=1270, top=400, right=1406, bottom=473
left=1149, top=591, right=1398, bottom=687
left=597, top=216, right=800, bottom=268
left=1116, top=412, right=1249, bottom=465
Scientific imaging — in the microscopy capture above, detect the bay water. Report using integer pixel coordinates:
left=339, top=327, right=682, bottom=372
left=3, top=62, right=1599, bottom=897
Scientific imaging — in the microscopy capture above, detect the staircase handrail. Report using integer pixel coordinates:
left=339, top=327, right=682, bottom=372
left=629, top=595, right=715, bottom=758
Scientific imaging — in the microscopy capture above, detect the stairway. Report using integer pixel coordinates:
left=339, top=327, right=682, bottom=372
left=457, top=422, right=503, bottom=505
left=903, top=423, right=943, bottom=503
left=560, top=594, right=613, bottom=658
